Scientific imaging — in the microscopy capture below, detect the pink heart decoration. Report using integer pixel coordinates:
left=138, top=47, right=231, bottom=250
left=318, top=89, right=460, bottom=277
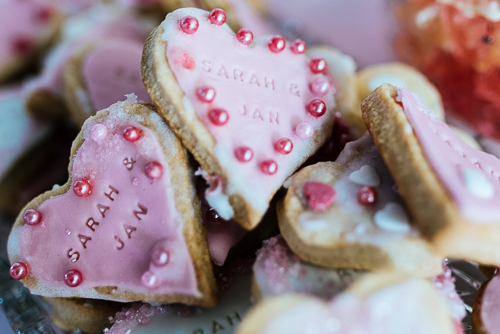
left=303, top=181, right=336, bottom=212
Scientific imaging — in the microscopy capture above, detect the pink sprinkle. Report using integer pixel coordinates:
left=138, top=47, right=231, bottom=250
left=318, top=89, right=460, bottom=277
left=208, top=109, right=229, bottom=125
left=357, top=186, right=378, bottom=205
left=64, top=269, right=83, bottom=287
left=310, top=78, right=331, bottom=97
left=141, top=271, right=160, bottom=289
left=236, top=29, right=253, bottom=45
left=145, top=161, right=163, bottom=180
left=295, top=122, right=314, bottom=139
left=234, top=146, right=253, bottom=162
left=303, top=181, right=336, bottom=211
left=10, top=262, right=28, bottom=280
left=180, top=16, right=199, bottom=34
left=290, top=39, right=306, bottom=54
left=181, top=53, right=195, bottom=69
left=268, top=35, right=286, bottom=53
left=307, top=99, right=327, bottom=117
left=123, top=126, right=143, bottom=142
left=260, top=160, right=278, bottom=175
left=309, top=58, right=327, bottom=74
left=196, top=86, right=216, bottom=103
left=151, top=246, right=169, bottom=267
left=73, top=179, right=92, bottom=197
left=90, top=124, right=107, bottom=141
left=209, top=8, right=226, bottom=25
left=23, top=209, right=41, bottom=225
left=275, top=138, right=293, bottom=155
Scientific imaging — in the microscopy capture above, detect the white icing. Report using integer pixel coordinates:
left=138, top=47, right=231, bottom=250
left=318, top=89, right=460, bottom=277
left=367, top=75, right=407, bottom=92
left=374, top=203, right=411, bottom=233
left=438, top=0, right=500, bottom=21
left=415, top=5, right=439, bottom=27
left=462, top=167, right=495, bottom=199
left=348, top=165, right=380, bottom=187
left=404, top=123, right=413, bottom=134
left=298, top=212, right=332, bottom=233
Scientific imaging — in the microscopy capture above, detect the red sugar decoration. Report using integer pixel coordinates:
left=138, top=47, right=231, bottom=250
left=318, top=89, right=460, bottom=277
left=180, top=16, right=199, bottom=34
left=209, top=9, right=226, bottom=25
left=309, top=58, right=327, bottom=74
left=10, top=262, right=28, bottom=280
left=275, top=138, right=293, bottom=154
left=23, top=209, right=41, bottom=225
left=236, top=29, right=253, bottom=45
left=145, top=161, right=163, bottom=180
left=73, top=179, right=92, bottom=197
left=303, top=181, right=336, bottom=212
left=64, top=269, right=83, bottom=287
left=234, top=146, right=253, bottom=162
left=307, top=99, right=327, bottom=117
left=290, top=39, right=306, bottom=54
left=357, top=186, right=378, bottom=206
left=208, top=109, right=229, bottom=125
left=196, top=86, right=216, bottom=102
left=260, top=160, right=278, bottom=175
left=123, top=126, right=143, bottom=142
left=12, top=37, right=34, bottom=55
left=268, top=36, right=286, bottom=53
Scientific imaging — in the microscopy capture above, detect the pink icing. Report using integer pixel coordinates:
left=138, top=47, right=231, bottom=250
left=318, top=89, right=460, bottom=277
left=480, top=272, right=500, bottom=333
left=253, top=236, right=364, bottom=299
left=0, top=89, right=49, bottom=179
left=162, top=8, right=335, bottom=217
left=16, top=113, right=198, bottom=296
left=82, top=40, right=151, bottom=110
left=0, top=0, right=58, bottom=66
left=399, top=88, right=500, bottom=222
left=302, top=181, right=336, bottom=212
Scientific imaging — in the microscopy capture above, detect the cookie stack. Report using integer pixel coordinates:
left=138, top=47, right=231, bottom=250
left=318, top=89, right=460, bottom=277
left=1, top=1, right=498, bottom=334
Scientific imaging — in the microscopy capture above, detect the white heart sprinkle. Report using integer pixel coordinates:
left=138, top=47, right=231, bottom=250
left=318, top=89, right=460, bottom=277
left=462, top=168, right=495, bottom=199
left=349, top=165, right=380, bottom=187
left=374, top=203, right=411, bottom=233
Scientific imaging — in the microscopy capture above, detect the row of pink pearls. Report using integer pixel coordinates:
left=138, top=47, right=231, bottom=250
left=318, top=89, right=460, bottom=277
left=10, top=260, right=83, bottom=287
left=180, top=10, right=330, bottom=176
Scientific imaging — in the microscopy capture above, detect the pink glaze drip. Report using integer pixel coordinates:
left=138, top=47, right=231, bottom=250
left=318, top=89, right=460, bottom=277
left=83, top=40, right=151, bottom=110
left=254, top=236, right=364, bottom=299
left=0, top=0, right=58, bottom=66
left=17, top=117, right=198, bottom=296
left=162, top=8, right=335, bottom=217
left=399, top=88, right=500, bottom=222
left=480, top=272, right=500, bottom=332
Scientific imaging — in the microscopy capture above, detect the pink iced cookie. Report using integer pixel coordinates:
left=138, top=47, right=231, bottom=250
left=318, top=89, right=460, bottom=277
left=24, top=6, right=154, bottom=119
left=253, top=235, right=365, bottom=301
left=142, top=8, right=336, bottom=230
left=0, top=88, right=51, bottom=181
left=7, top=96, right=216, bottom=306
left=474, top=269, right=500, bottom=334
left=238, top=273, right=458, bottom=334
left=361, top=84, right=500, bottom=266
left=0, top=0, right=61, bottom=83
left=63, top=38, right=152, bottom=125
left=278, top=133, right=443, bottom=276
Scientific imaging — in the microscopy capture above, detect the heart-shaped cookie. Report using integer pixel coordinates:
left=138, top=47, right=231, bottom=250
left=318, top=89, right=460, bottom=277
left=277, top=133, right=442, bottom=276
left=361, top=84, right=500, bottom=266
left=7, top=97, right=217, bottom=306
left=142, top=8, right=336, bottom=229
left=0, top=0, right=61, bottom=83
left=64, top=39, right=152, bottom=126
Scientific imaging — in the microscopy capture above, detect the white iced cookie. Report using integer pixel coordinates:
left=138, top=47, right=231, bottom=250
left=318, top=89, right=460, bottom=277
left=278, top=133, right=443, bottom=276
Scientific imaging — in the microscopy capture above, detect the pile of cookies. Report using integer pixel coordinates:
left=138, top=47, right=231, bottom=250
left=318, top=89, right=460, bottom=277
left=2, top=1, right=500, bottom=333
